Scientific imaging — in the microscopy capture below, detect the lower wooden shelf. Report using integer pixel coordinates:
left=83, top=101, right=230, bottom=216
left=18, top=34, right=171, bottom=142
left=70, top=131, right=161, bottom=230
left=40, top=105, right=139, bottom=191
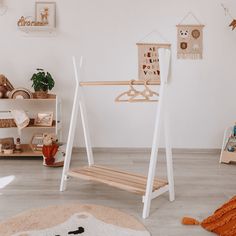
left=68, top=165, right=168, bottom=195
left=0, top=144, right=42, bottom=157
left=221, top=150, right=236, bottom=164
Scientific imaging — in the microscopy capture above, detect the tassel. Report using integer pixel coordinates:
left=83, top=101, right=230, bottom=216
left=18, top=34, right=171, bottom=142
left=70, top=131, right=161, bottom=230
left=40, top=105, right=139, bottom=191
left=182, top=217, right=200, bottom=225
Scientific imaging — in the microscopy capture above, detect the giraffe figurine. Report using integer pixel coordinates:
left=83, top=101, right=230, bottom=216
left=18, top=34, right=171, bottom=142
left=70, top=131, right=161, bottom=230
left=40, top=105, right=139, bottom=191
left=40, top=7, right=49, bottom=25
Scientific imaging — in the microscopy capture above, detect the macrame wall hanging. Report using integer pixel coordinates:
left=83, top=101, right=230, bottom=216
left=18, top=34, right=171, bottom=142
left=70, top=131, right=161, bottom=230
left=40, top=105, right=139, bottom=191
left=137, top=43, right=170, bottom=80
left=177, top=12, right=204, bottom=60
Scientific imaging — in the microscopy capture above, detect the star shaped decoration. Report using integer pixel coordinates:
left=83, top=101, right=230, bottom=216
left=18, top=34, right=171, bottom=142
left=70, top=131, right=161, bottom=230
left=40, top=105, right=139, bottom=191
left=229, top=19, right=236, bottom=30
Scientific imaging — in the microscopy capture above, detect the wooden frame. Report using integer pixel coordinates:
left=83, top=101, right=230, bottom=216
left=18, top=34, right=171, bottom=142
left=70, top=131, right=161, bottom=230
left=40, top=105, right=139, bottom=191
left=0, top=137, right=14, bottom=150
left=34, top=112, right=53, bottom=127
left=30, top=133, right=44, bottom=153
left=35, top=2, right=56, bottom=27
left=137, top=43, right=170, bottom=81
left=60, top=49, right=175, bottom=219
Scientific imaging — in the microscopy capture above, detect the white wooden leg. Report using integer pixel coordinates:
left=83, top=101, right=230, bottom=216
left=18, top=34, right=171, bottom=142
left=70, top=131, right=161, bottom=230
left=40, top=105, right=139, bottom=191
left=220, top=127, right=232, bottom=163
left=164, top=116, right=175, bottom=202
left=60, top=57, right=81, bottom=192
left=60, top=90, right=79, bottom=191
left=142, top=84, right=165, bottom=219
left=55, top=96, right=62, bottom=140
left=79, top=97, right=94, bottom=166
left=57, top=98, right=63, bottom=141
left=55, top=95, right=58, bottom=136
left=60, top=56, right=94, bottom=191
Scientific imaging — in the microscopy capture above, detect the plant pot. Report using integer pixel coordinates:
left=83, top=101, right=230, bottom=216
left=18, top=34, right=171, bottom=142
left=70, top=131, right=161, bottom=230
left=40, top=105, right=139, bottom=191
left=34, top=90, right=48, bottom=99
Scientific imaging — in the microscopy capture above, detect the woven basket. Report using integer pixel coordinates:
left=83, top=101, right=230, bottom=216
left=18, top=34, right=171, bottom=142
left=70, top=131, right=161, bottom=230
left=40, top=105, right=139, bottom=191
left=0, top=119, right=16, bottom=128
left=0, top=118, right=35, bottom=128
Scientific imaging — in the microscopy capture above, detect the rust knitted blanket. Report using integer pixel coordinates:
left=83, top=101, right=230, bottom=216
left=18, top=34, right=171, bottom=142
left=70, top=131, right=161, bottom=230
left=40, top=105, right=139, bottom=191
left=182, top=196, right=236, bottom=235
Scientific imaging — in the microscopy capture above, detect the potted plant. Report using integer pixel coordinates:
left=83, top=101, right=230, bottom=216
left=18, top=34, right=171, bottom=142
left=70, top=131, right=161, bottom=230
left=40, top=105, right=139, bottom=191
left=30, top=68, right=55, bottom=98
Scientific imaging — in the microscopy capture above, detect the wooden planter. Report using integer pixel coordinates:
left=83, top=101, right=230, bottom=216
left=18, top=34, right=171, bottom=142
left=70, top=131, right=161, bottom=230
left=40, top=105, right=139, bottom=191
left=33, top=90, right=48, bottom=99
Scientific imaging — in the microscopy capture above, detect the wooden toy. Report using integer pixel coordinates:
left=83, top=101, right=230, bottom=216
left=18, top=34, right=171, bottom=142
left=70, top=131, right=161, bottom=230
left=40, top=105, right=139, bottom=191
left=220, top=126, right=236, bottom=163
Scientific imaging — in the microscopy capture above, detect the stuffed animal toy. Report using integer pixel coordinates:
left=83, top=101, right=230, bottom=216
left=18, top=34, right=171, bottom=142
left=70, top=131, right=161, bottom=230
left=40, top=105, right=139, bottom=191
left=42, top=133, right=59, bottom=166
left=182, top=195, right=236, bottom=235
left=0, top=74, right=14, bottom=98
left=43, top=133, right=58, bottom=146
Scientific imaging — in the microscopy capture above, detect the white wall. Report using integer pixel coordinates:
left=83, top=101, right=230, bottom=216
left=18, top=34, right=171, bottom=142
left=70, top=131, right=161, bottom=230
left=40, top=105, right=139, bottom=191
left=0, top=0, right=236, bottom=149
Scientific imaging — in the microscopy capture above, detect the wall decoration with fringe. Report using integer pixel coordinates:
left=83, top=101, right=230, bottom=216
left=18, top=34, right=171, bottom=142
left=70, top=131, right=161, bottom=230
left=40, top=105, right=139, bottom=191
left=177, top=12, right=204, bottom=60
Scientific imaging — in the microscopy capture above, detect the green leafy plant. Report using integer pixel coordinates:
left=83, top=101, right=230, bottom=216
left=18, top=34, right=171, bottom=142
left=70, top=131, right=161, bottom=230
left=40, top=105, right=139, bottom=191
left=30, top=68, right=55, bottom=92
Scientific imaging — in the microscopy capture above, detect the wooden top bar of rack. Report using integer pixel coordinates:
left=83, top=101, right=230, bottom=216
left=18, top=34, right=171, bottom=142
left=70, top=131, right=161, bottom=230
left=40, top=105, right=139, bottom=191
left=80, top=80, right=160, bottom=86
left=136, top=43, right=171, bottom=47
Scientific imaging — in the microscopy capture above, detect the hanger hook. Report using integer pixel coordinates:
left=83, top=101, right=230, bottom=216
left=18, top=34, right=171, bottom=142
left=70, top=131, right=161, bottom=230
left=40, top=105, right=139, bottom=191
left=144, top=79, right=150, bottom=89
left=129, top=79, right=136, bottom=89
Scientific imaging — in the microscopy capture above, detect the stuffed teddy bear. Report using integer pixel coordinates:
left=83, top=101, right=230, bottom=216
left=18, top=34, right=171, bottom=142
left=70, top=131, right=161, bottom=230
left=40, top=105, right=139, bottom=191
left=43, top=133, right=58, bottom=146
left=0, top=74, right=14, bottom=98
left=42, top=133, right=59, bottom=166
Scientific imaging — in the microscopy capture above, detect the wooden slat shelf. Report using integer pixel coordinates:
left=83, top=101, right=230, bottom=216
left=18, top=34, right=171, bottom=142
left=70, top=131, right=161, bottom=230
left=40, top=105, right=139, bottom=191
left=0, top=94, right=56, bottom=101
left=0, top=120, right=57, bottom=129
left=68, top=165, right=167, bottom=195
left=0, top=144, right=42, bottom=157
left=18, top=26, right=56, bottom=33
left=0, top=98, right=56, bottom=101
left=2, top=124, right=56, bottom=129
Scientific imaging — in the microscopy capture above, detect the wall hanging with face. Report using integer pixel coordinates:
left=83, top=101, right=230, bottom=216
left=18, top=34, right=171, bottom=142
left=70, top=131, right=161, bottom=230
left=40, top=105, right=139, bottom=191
left=177, top=25, right=204, bottom=59
left=137, top=43, right=170, bottom=80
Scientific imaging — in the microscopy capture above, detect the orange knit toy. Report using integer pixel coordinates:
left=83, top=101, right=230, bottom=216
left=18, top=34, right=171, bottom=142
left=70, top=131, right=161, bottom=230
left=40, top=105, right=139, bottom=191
left=181, top=196, right=236, bottom=236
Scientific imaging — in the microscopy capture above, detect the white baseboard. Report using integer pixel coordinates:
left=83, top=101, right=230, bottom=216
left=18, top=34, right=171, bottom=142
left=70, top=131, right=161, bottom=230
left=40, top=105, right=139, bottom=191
left=73, top=147, right=221, bottom=154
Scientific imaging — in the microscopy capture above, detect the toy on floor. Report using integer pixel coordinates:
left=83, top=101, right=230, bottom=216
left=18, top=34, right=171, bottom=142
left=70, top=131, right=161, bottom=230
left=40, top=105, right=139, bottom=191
left=220, top=123, right=236, bottom=163
left=42, top=133, right=65, bottom=167
left=182, top=195, right=236, bottom=236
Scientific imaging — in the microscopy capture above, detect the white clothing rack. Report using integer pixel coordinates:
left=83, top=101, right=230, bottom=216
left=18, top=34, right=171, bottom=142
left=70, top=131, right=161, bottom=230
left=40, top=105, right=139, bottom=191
left=60, top=48, right=175, bottom=219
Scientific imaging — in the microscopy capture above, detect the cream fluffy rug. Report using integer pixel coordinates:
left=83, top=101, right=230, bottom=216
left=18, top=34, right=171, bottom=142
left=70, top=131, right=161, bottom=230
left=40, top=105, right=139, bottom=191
left=0, top=204, right=150, bottom=236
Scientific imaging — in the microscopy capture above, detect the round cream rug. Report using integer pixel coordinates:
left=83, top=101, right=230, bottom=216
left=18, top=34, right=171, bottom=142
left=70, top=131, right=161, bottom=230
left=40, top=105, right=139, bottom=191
left=0, top=204, right=150, bottom=236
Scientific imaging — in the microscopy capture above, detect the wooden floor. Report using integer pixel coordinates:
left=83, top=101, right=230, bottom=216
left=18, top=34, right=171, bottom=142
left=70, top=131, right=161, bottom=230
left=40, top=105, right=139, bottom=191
left=0, top=151, right=235, bottom=235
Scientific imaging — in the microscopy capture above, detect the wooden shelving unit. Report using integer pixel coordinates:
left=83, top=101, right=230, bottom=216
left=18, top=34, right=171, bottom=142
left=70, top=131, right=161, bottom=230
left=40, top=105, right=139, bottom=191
left=1, top=94, right=56, bottom=100
left=2, top=120, right=57, bottom=129
left=0, top=95, right=62, bottom=157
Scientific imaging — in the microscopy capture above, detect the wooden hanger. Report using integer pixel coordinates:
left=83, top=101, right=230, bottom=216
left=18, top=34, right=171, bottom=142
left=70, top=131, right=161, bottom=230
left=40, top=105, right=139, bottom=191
left=115, top=80, right=148, bottom=102
left=129, top=79, right=159, bottom=102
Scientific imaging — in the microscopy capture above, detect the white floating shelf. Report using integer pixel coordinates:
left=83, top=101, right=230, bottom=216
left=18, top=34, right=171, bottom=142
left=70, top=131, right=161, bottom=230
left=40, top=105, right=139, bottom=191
left=18, top=26, right=56, bottom=36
